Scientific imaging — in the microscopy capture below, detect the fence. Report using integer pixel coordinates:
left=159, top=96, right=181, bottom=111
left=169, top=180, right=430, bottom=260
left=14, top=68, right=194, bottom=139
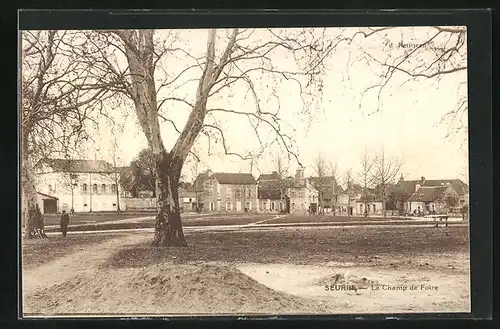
left=123, top=198, right=157, bottom=211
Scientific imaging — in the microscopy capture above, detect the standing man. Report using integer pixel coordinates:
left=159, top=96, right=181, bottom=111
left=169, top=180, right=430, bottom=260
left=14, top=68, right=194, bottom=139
left=60, top=210, right=70, bottom=237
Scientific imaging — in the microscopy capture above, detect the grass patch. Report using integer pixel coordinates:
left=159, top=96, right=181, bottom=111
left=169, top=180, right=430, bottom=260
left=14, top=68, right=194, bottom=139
left=42, top=213, right=155, bottom=226
left=265, top=215, right=411, bottom=224
left=44, top=214, right=275, bottom=233
left=106, top=226, right=469, bottom=269
left=22, top=233, right=123, bottom=270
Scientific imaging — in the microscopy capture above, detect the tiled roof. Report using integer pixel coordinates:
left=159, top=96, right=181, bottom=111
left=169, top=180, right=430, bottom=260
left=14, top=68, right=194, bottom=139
left=356, top=194, right=383, bottom=202
left=44, top=159, right=115, bottom=173
left=258, top=171, right=281, bottom=181
left=407, top=186, right=447, bottom=202
left=210, top=172, right=256, bottom=185
left=422, top=179, right=468, bottom=195
left=394, top=178, right=468, bottom=196
left=37, top=191, right=58, bottom=200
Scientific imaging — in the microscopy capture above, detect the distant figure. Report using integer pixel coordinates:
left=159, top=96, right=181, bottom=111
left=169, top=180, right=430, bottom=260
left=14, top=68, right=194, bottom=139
left=70, top=208, right=75, bottom=215
left=364, top=209, right=368, bottom=218
left=60, top=210, right=70, bottom=237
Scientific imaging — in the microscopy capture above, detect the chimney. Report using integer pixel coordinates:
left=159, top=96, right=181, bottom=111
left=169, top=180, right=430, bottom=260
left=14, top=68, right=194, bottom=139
left=295, top=168, right=304, bottom=179
left=415, top=184, right=421, bottom=192
left=421, top=176, right=426, bottom=184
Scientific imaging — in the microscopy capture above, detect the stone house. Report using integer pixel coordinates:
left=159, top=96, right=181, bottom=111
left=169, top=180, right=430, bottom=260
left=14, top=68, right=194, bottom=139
left=257, top=171, right=287, bottom=213
left=201, top=172, right=258, bottom=213
left=285, top=168, right=319, bottom=215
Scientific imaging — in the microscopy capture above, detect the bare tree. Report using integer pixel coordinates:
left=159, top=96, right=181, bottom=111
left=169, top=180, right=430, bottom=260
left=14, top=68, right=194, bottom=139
left=273, top=154, right=289, bottom=213
left=311, top=154, right=329, bottom=215
left=343, top=169, right=355, bottom=217
left=328, top=161, right=340, bottom=216
left=20, top=31, right=116, bottom=238
left=371, top=148, right=402, bottom=218
left=78, top=28, right=340, bottom=246
left=358, top=151, right=374, bottom=216
left=357, top=27, right=467, bottom=141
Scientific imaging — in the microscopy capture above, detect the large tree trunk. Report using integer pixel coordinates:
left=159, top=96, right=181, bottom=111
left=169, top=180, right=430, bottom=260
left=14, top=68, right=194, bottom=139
left=21, top=138, right=46, bottom=239
left=152, top=150, right=187, bottom=247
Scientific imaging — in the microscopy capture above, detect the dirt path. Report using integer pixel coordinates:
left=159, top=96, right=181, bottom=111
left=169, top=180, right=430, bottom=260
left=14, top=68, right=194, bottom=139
left=22, top=233, right=150, bottom=296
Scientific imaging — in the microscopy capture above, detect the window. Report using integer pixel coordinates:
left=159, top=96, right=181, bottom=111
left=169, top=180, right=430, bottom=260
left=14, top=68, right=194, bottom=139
left=101, top=184, right=106, bottom=194
left=92, top=184, right=98, bottom=194
left=292, top=203, right=295, bottom=209
left=360, top=204, right=363, bottom=213
left=82, top=183, right=88, bottom=193
left=279, top=202, right=284, bottom=211
left=235, top=189, right=241, bottom=198
left=263, top=201, right=267, bottom=210
left=291, top=191, right=296, bottom=198
left=112, top=203, right=117, bottom=207
left=226, top=187, right=232, bottom=198
left=246, top=188, right=251, bottom=197
left=111, top=184, right=117, bottom=193
left=84, top=203, right=88, bottom=207
left=246, top=201, right=251, bottom=210
left=271, top=202, right=275, bottom=211
left=226, top=202, right=232, bottom=211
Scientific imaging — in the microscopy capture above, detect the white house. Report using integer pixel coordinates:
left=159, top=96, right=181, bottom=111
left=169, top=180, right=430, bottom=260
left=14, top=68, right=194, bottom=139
left=286, top=168, right=319, bottom=214
left=35, top=159, right=124, bottom=213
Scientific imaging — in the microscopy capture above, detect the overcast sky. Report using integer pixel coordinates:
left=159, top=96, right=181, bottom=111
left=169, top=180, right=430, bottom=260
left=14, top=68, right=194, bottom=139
left=81, top=27, right=468, bottom=184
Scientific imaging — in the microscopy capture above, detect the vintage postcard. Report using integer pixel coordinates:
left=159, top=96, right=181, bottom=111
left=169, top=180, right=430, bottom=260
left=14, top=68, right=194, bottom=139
left=20, top=22, right=471, bottom=317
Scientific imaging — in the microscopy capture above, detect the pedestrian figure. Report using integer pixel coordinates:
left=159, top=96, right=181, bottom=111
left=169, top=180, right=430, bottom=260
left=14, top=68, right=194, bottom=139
left=60, top=210, right=70, bottom=237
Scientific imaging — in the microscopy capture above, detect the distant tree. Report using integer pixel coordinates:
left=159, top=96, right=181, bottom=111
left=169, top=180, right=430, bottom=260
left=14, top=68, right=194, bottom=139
left=328, top=161, right=340, bottom=216
left=371, top=148, right=402, bottom=218
left=440, top=188, right=459, bottom=213
left=343, top=169, right=355, bottom=217
left=357, top=151, right=374, bottom=216
left=312, top=154, right=329, bottom=215
left=130, top=148, right=157, bottom=197
left=273, top=155, right=290, bottom=213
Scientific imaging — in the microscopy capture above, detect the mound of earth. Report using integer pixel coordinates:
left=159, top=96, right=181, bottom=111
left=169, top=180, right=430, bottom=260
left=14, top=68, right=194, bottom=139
left=24, top=264, right=330, bottom=316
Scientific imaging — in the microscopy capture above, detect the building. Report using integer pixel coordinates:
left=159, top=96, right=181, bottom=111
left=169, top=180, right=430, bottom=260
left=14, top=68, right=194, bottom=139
left=285, top=168, right=318, bottom=215
left=202, top=172, right=258, bottom=213
left=355, top=195, right=384, bottom=216
left=405, top=182, right=463, bottom=215
left=393, top=175, right=469, bottom=214
left=178, top=186, right=197, bottom=213
left=308, top=176, right=343, bottom=214
left=257, top=171, right=288, bottom=213
left=35, top=159, right=123, bottom=213
left=336, top=184, right=363, bottom=216
left=36, top=192, right=59, bottom=214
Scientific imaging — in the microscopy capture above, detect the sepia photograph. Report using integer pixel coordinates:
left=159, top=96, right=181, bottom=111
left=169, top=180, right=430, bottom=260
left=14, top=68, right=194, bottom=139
left=19, top=23, right=472, bottom=317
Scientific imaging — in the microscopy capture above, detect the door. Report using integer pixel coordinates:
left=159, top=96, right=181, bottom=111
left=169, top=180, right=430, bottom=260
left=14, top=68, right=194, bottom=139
left=236, top=201, right=242, bottom=212
left=43, top=199, right=57, bottom=214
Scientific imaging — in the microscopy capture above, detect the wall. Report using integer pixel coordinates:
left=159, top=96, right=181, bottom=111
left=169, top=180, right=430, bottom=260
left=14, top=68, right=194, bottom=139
left=355, top=201, right=384, bottom=216
left=258, top=198, right=285, bottom=213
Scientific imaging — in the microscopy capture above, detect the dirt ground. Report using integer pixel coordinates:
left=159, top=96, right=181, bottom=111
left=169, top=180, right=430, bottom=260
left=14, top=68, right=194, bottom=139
left=22, top=226, right=470, bottom=316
